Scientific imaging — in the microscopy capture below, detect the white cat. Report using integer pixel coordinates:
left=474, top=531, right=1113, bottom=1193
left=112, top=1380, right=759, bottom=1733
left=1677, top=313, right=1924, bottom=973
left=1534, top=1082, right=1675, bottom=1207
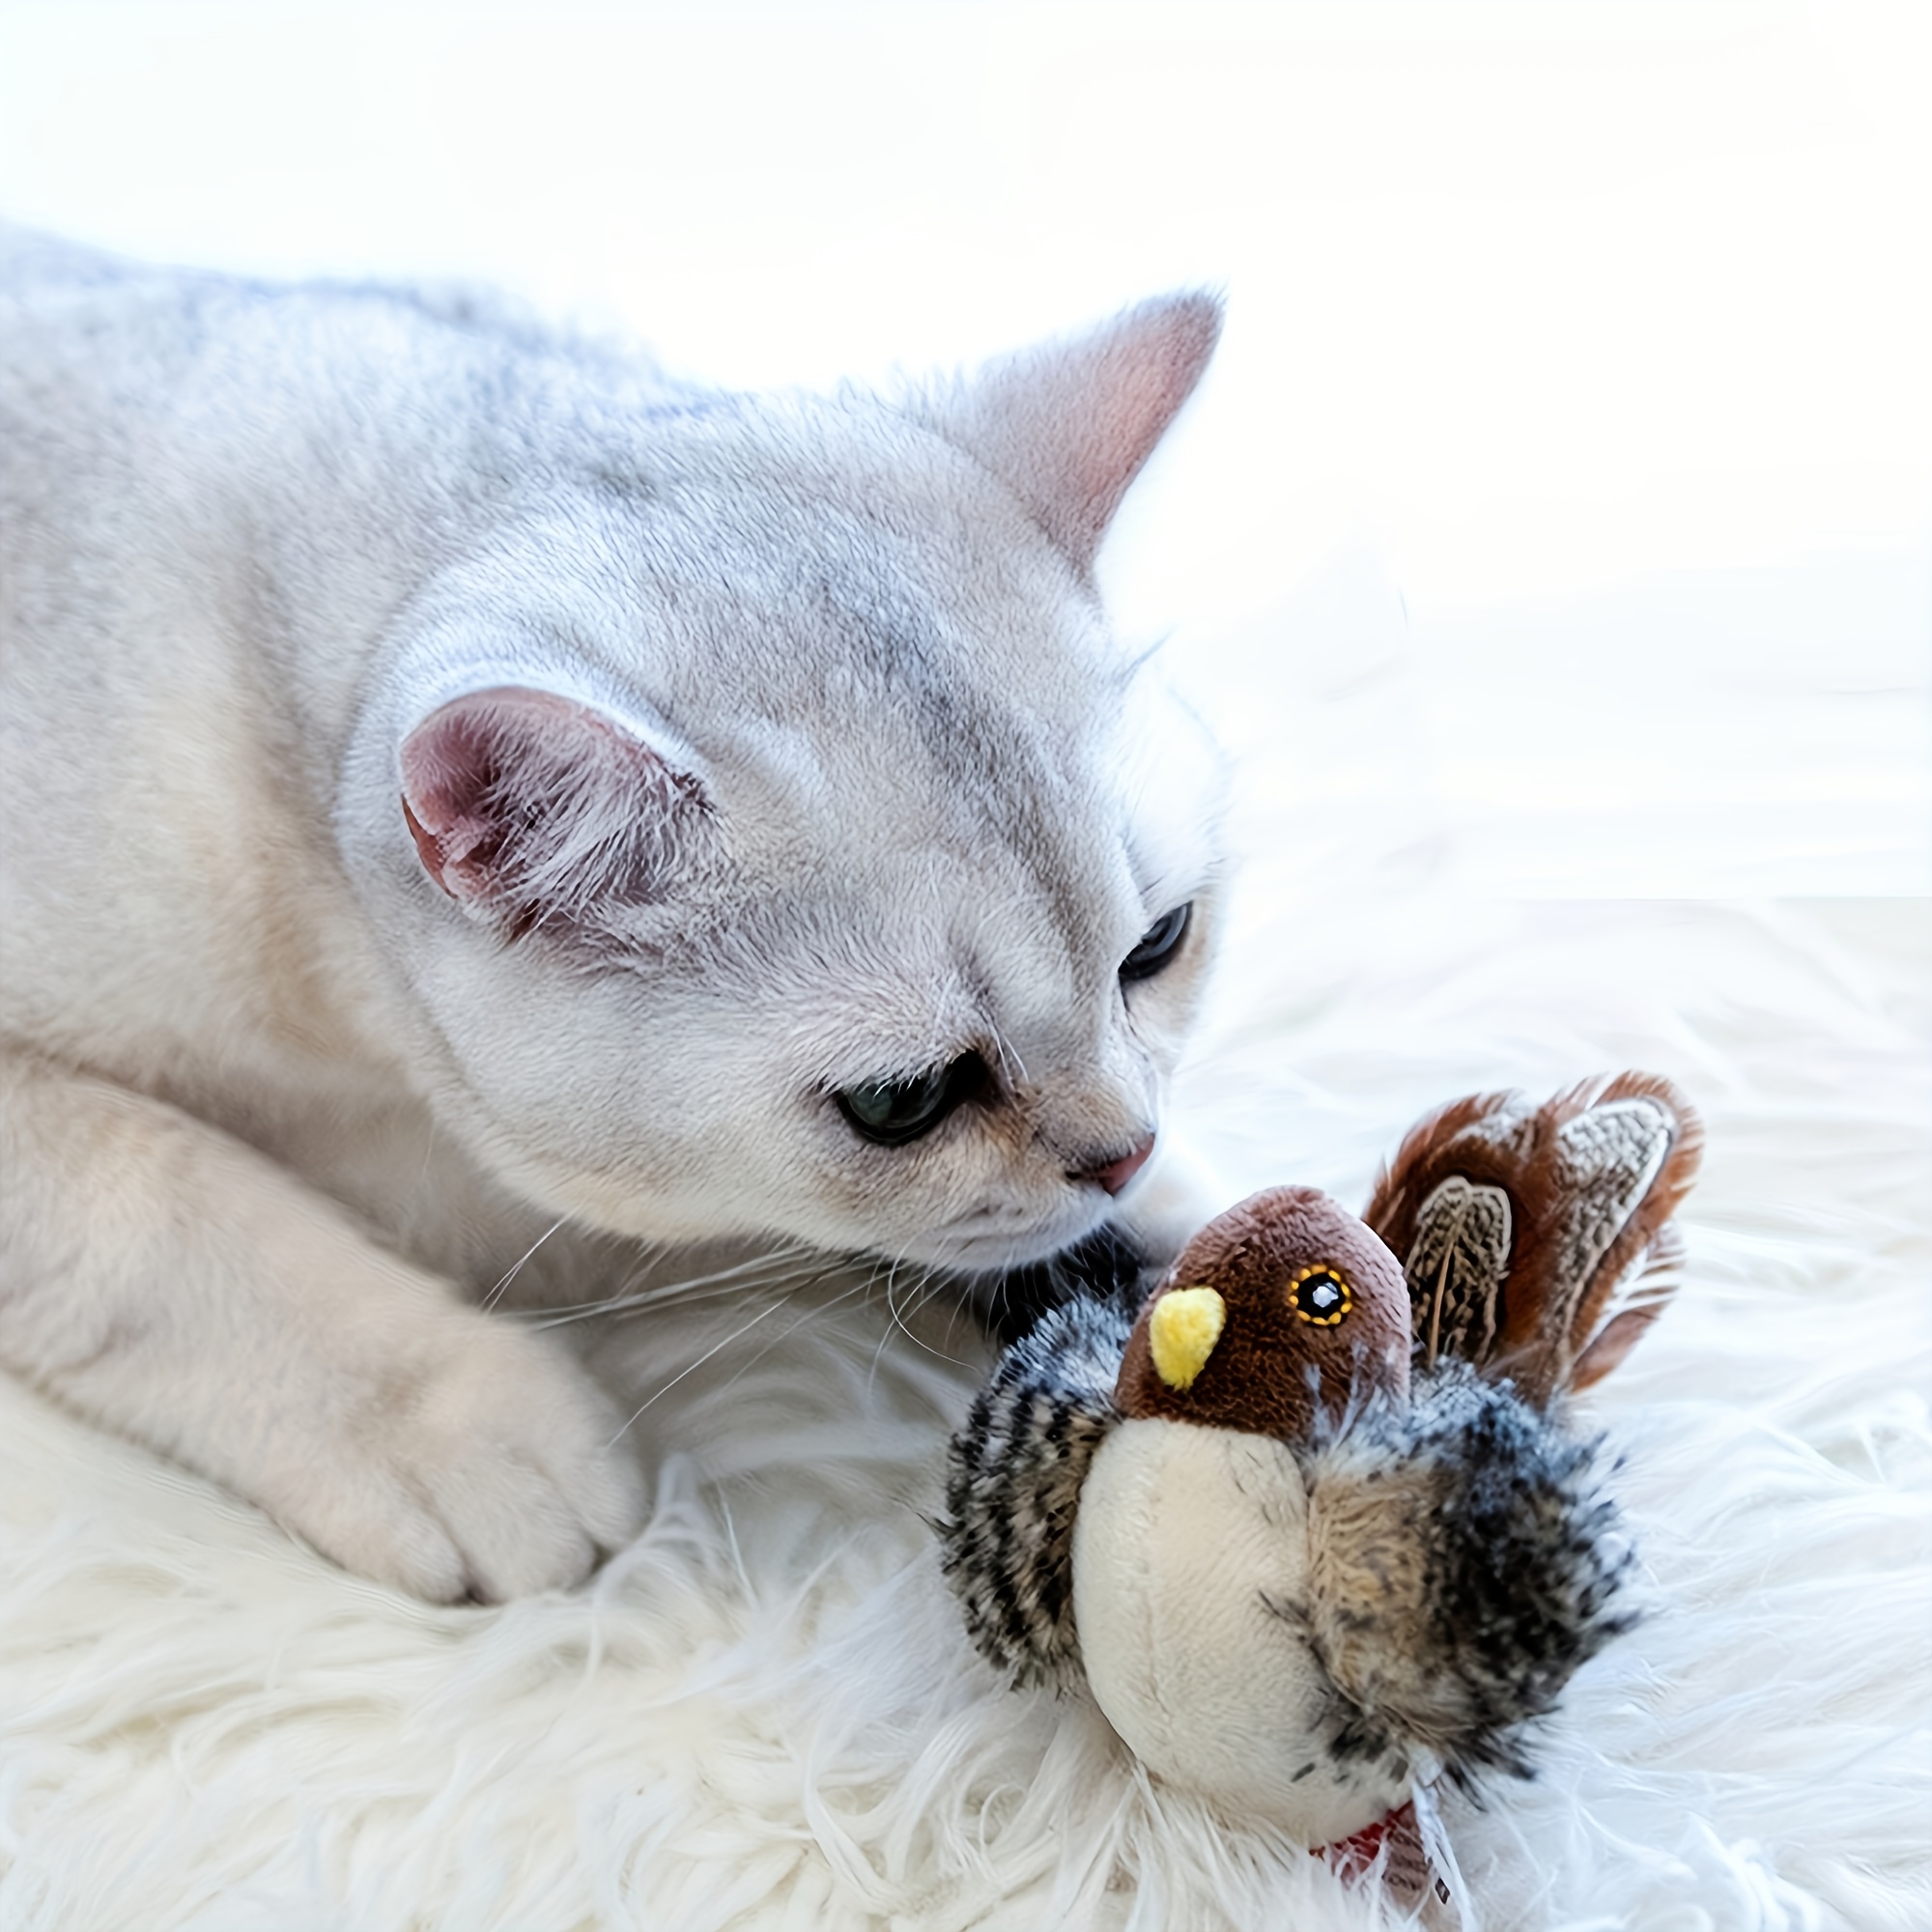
left=0, top=229, right=1226, bottom=1602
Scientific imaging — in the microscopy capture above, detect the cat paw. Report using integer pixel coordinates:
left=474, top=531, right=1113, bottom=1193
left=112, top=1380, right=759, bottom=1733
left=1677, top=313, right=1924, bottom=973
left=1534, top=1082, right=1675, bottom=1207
left=275, top=1318, right=648, bottom=1603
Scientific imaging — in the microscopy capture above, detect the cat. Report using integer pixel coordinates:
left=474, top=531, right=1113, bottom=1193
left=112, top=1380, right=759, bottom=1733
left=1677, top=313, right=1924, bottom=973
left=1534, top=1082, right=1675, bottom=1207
left=0, top=227, right=1227, bottom=1603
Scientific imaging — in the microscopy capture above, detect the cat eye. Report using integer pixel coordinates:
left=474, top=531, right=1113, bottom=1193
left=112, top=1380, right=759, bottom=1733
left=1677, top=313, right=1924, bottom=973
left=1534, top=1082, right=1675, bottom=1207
left=837, top=1054, right=985, bottom=1148
left=1120, top=903, right=1192, bottom=982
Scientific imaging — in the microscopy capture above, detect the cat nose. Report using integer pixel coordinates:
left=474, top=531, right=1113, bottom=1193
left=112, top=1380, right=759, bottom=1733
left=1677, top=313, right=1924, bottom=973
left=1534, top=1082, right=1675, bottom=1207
left=1077, top=1132, right=1156, bottom=1197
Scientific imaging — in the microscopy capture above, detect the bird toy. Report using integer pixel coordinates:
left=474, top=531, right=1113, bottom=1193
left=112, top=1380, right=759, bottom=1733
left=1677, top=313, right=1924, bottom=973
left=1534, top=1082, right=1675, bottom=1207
left=941, top=1073, right=1702, bottom=1912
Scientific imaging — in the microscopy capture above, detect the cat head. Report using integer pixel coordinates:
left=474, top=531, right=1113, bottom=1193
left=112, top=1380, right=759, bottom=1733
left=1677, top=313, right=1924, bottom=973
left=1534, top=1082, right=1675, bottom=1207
left=349, top=295, right=1225, bottom=1274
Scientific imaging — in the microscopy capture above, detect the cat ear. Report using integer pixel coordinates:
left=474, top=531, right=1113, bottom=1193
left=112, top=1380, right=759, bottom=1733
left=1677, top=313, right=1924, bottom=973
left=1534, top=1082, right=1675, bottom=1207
left=399, top=686, right=710, bottom=940
left=920, top=292, right=1222, bottom=571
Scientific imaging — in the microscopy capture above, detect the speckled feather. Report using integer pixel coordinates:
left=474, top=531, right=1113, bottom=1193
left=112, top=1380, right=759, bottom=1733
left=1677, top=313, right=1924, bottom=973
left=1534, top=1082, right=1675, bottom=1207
left=1294, top=1363, right=1634, bottom=1791
left=941, top=1293, right=1133, bottom=1689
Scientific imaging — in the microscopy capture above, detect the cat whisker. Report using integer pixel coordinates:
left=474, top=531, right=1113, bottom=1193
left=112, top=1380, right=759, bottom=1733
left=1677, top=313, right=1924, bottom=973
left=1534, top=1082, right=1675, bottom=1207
left=874, top=1261, right=979, bottom=1373
left=1122, top=631, right=1172, bottom=678
left=481, top=1217, right=569, bottom=1312
left=604, top=1287, right=809, bottom=1446
left=915, top=1274, right=980, bottom=1363
left=708, top=1276, right=879, bottom=1400
left=541, top=1266, right=816, bottom=1329
left=605, top=1254, right=886, bottom=1431
left=527, top=1243, right=818, bottom=1328
left=868, top=1260, right=909, bottom=1392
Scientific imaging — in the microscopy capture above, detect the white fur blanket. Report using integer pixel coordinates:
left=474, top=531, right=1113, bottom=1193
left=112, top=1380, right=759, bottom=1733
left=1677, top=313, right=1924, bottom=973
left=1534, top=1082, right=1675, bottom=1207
left=3, top=549, right=1926, bottom=1931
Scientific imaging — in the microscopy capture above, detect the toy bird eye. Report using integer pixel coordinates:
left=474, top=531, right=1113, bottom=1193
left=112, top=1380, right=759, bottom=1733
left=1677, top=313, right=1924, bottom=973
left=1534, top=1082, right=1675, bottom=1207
left=1288, top=1265, right=1352, bottom=1326
left=837, top=1054, right=984, bottom=1148
left=1120, top=903, right=1192, bottom=982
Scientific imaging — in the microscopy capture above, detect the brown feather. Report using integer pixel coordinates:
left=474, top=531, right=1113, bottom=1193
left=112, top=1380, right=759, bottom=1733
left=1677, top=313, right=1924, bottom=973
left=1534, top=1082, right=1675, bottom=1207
left=1364, top=1073, right=1703, bottom=1405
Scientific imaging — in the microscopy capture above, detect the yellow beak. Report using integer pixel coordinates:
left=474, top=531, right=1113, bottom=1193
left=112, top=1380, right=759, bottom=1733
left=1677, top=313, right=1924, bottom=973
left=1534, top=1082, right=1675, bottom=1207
left=1149, top=1286, right=1227, bottom=1392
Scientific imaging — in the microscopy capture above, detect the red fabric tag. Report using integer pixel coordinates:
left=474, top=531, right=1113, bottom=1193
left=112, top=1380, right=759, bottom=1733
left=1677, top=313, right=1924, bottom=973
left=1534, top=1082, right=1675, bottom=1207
left=1315, top=1804, right=1399, bottom=1882
left=1315, top=1799, right=1435, bottom=1899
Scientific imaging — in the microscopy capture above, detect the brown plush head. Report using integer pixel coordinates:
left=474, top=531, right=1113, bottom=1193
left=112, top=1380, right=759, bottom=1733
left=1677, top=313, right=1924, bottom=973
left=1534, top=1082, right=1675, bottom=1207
left=1115, top=1186, right=1410, bottom=1439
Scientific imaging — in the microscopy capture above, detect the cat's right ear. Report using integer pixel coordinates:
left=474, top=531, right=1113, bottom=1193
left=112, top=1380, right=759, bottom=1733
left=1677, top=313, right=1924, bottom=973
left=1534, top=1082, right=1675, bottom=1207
left=916, top=292, right=1223, bottom=573
left=399, top=687, right=711, bottom=942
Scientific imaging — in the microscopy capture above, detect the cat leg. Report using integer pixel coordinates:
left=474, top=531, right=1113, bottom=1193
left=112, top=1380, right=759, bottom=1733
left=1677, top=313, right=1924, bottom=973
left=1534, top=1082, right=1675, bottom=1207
left=0, top=1047, right=646, bottom=1601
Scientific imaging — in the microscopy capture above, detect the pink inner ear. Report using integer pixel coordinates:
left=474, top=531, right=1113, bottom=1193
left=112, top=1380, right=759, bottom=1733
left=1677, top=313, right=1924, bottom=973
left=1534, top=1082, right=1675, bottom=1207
left=399, top=686, right=698, bottom=932
left=1055, top=295, right=1223, bottom=547
left=400, top=697, right=520, bottom=894
left=924, top=292, right=1223, bottom=570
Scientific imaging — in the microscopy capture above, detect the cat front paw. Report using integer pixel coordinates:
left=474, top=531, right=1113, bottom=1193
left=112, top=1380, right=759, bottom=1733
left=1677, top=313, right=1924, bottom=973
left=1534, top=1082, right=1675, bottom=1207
left=276, top=1318, right=648, bottom=1603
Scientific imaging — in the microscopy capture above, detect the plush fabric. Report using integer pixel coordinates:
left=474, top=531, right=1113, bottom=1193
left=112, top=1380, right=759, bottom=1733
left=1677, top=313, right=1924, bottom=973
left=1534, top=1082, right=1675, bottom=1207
left=1070, top=1417, right=1389, bottom=1846
left=2, top=574, right=1927, bottom=1928
left=942, top=1293, right=1130, bottom=1692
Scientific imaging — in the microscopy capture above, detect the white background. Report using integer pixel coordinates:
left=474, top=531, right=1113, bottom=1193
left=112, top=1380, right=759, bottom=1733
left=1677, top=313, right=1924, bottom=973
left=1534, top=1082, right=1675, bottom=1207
left=3, top=0, right=1928, bottom=895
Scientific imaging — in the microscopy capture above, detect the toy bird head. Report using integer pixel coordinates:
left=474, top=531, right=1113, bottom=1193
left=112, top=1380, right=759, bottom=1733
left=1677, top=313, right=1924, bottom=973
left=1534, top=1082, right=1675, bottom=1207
left=1115, top=1186, right=1411, bottom=1437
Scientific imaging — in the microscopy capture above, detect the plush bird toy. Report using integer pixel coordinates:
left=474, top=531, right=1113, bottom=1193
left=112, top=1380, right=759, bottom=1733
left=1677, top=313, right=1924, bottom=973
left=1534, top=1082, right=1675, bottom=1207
left=941, top=1073, right=1701, bottom=1903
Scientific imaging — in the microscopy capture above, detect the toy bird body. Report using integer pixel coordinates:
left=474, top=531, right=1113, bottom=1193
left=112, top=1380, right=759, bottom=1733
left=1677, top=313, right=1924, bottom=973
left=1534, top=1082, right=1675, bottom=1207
left=1076, top=1414, right=1406, bottom=1840
left=943, top=1073, right=1701, bottom=1888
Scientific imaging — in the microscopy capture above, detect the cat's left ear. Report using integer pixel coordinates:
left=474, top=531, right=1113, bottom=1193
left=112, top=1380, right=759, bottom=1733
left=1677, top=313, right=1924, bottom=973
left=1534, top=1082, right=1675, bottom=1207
left=917, top=292, right=1222, bottom=572
left=398, top=686, right=713, bottom=944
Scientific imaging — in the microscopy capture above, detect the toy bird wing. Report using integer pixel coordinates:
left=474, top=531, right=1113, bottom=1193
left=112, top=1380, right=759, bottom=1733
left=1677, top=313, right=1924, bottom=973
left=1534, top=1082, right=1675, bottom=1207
left=1364, top=1071, right=1704, bottom=1406
left=1299, top=1362, right=1634, bottom=1799
left=941, top=1293, right=1133, bottom=1690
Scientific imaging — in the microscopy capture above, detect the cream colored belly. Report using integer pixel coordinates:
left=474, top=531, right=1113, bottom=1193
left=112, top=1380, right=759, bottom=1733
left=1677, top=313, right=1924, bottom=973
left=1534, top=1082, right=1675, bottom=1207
left=1071, top=1418, right=1408, bottom=1843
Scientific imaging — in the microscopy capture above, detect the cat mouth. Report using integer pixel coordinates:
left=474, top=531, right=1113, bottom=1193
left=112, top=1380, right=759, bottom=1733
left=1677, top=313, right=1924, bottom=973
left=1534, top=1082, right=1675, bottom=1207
left=919, top=1198, right=1120, bottom=1274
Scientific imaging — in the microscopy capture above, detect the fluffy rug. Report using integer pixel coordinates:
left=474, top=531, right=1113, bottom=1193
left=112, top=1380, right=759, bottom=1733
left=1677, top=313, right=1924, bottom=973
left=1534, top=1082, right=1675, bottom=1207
left=2, top=572, right=1927, bottom=1929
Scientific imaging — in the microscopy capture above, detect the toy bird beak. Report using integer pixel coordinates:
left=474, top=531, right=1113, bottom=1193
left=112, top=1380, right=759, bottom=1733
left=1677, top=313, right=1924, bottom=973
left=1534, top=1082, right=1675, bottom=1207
left=1149, top=1286, right=1226, bottom=1391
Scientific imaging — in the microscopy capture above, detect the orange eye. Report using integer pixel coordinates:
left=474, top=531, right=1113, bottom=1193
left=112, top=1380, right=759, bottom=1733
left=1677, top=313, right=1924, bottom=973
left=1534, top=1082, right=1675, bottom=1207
left=1288, top=1265, right=1351, bottom=1325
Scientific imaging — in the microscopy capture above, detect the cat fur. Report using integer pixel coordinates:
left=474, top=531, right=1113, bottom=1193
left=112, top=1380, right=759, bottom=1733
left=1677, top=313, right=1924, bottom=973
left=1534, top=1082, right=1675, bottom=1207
left=0, top=228, right=1226, bottom=1603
